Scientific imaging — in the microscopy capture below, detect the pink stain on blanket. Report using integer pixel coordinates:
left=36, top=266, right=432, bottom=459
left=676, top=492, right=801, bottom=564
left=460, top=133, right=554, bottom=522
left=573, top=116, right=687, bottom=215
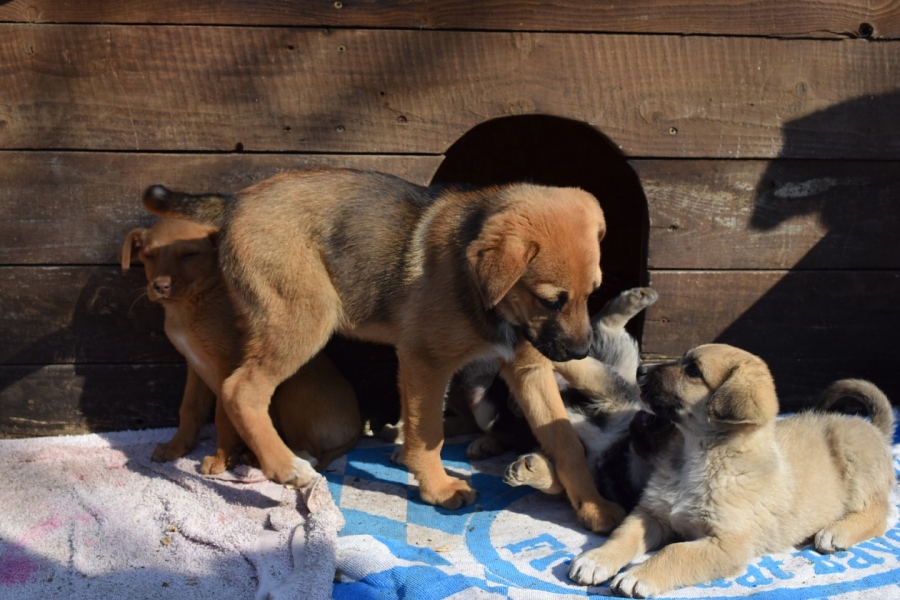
left=22, top=517, right=63, bottom=543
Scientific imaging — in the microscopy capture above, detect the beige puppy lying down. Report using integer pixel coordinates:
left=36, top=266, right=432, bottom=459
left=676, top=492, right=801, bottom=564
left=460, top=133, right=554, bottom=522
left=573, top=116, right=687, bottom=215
left=569, top=343, right=896, bottom=598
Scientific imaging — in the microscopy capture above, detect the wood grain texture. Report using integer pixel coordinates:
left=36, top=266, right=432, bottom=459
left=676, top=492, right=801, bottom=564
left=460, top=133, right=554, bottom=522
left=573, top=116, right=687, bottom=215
left=643, top=269, right=900, bottom=406
left=634, top=160, right=900, bottom=269
left=0, top=0, right=897, bottom=39
left=0, top=267, right=176, bottom=365
left=0, top=353, right=400, bottom=438
left=0, top=363, right=185, bottom=437
left=0, top=152, right=442, bottom=264
left=2, top=26, right=898, bottom=158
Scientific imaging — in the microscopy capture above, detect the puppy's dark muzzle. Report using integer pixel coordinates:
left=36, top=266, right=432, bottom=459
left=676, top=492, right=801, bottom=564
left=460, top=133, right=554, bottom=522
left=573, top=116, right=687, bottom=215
left=637, top=364, right=681, bottom=421
left=539, top=337, right=591, bottom=362
left=637, top=364, right=651, bottom=384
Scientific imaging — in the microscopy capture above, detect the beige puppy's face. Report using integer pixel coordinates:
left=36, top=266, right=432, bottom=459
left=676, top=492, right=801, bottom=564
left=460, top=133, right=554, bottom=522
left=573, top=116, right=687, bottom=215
left=638, top=343, right=779, bottom=433
left=467, top=186, right=605, bottom=362
left=120, top=218, right=220, bottom=303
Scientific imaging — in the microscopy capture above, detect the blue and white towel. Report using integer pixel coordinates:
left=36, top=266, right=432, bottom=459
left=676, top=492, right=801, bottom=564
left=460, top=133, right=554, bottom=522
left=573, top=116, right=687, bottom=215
left=330, top=434, right=900, bottom=599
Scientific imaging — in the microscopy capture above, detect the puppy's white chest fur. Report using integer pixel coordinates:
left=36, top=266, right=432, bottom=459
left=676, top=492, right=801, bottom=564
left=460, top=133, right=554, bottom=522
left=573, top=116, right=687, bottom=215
left=166, top=325, right=221, bottom=392
left=644, top=436, right=723, bottom=541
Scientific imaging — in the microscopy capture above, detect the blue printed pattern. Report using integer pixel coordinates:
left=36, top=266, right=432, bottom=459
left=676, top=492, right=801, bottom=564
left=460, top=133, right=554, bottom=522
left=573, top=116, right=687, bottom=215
left=330, top=438, right=900, bottom=599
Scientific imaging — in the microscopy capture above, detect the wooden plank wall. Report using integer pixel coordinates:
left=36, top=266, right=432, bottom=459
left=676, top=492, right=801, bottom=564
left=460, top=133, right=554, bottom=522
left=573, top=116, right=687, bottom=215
left=1, top=1, right=898, bottom=436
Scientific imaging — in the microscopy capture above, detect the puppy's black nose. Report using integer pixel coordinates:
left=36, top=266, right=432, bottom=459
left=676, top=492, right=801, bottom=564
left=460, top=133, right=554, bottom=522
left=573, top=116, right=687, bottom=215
left=637, top=364, right=650, bottom=378
left=152, top=278, right=171, bottom=296
left=565, top=346, right=590, bottom=361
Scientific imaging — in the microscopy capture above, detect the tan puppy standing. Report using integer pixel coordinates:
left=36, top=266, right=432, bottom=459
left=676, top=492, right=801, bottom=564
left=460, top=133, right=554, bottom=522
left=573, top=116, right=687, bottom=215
left=142, top=168, right=623, bottom=532
left=569, top=343, right=896, bottom=597
left=121, top=217, right=361, bottom=472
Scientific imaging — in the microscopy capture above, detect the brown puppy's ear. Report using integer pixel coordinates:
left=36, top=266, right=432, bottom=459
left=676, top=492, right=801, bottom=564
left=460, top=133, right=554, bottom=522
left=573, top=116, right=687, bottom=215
left=120, top=228, right=147, bottom=272
left=467, top=234, right=539, bottom=309
left=707, top=360, right=778, bottom=426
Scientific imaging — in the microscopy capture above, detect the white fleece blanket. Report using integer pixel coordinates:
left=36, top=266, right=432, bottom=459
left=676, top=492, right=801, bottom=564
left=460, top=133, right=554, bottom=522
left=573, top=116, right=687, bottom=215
left=2, top=426, right=899, bottom=599
left=0, top=426, right=342, bottom=600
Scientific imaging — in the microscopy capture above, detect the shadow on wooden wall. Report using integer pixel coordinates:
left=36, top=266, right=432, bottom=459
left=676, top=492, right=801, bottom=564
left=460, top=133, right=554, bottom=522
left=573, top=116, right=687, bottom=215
left=717, top=90, right=900, bottom=405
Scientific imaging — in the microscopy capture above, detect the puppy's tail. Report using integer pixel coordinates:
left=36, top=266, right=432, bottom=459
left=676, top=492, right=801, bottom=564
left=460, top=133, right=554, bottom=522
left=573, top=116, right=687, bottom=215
left=818, top=379, right=895, bottom=443
left=142, top=185, right=232, bottom=228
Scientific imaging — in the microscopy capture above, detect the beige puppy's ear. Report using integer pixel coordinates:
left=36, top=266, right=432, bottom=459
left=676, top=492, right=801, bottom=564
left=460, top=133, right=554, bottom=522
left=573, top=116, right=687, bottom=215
left=467, top=232, right=538, bottom=309
left=707, top=360, right=778, bottom=426
left=120, top=228, right=147, bottom=272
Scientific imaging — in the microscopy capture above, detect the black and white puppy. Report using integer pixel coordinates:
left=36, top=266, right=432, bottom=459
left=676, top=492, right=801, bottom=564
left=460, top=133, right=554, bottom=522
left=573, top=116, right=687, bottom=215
left=446, top=287, right=675, bottom=513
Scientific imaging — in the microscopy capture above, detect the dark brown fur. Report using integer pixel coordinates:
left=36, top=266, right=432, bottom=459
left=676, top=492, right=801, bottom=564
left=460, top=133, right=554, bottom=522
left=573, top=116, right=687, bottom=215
left=143, top=168, right=621, bottom=531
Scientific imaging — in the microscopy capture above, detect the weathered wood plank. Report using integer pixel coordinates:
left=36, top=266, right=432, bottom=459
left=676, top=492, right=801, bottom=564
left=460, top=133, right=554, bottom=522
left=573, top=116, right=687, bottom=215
left=0, top=363, right=186, bottom=437
left=643, top=270, right=900, bottom=407
left=2, top=26, right=898, bottom=158
left=0, top=0, right=896, bottom=39
left=6, top=152, right=897, bottom=270
left=634, top=160, right=900, bottom=270
left=0, top=351, right=400, bottom=439
left=0, top=152, right=443, bottom=264
left=0, top=267, right=176, bottom=365
left=5, top=264, right=898, bottom=403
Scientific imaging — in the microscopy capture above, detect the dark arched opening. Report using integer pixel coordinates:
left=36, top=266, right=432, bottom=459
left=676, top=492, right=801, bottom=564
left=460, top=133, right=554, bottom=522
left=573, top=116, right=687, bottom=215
left=432, top=115, right=650, bottom=338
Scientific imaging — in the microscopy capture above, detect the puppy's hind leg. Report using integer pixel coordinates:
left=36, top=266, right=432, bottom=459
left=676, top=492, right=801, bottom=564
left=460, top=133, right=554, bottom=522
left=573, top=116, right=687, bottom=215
left=201, top=397, right=245, bottom=474
left=591, top=288, right=657, bottom=385
left=815, top=497, right=891, bottom=553
left=221, top=281, right=344, bottom=489
left=593, top=287, right=658, bottom=332
left=504, top=452, right=564, bottom=494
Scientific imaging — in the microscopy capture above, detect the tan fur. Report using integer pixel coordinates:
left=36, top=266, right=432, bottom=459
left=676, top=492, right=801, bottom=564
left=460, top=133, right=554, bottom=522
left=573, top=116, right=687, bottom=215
left=569, top=343, right=897, bottom=597
left=142, top=168, right=622, bottom=531
left=121, top=218, right=360, bottom=472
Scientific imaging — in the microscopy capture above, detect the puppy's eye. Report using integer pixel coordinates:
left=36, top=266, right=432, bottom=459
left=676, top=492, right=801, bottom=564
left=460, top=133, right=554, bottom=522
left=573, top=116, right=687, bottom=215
left=142, top=252, right=156, bottom=262
left=181, top=252, right=200, bottom=260
left=684, top=361, right=703, bottom=379
left=535, top=292, right=568, bottom=312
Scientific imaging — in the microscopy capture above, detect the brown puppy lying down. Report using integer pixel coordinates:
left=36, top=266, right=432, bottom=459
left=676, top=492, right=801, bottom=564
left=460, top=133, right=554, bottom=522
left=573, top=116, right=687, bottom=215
left=142, top=168, right=621, bottom=532
left=569, top=343, right=896, bottom=597
left=121, top=217, right=361, bottom=472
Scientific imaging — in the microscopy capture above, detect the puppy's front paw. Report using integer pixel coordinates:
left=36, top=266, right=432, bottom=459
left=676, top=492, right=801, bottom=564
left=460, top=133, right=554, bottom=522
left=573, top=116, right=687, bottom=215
left=466, top=434, right=507, bottom=460
left=611, top=570, right=657, bottom=598
left=282, top=455, right=318, bottom=489
left=420, top=477, right=478, bottom=510
left=503, top=453, right=561, bottom=493
left=568, top=549, right=618, bottom=586
left=152, top=440, right=191, bottom=462
left=201, top=452, right=228, bottom=475
left=577, top=498, right=626, bottom=534
left=390, top=444, right=405, bottom=465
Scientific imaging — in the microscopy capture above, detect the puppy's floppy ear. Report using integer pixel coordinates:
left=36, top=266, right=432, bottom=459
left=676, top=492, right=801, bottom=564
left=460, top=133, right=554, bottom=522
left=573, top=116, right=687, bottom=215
left=467, top=233, right=538, bottom=309
left=120, top=228, right=147, bottom=272
left=707, top=359, right=778, bottom=426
